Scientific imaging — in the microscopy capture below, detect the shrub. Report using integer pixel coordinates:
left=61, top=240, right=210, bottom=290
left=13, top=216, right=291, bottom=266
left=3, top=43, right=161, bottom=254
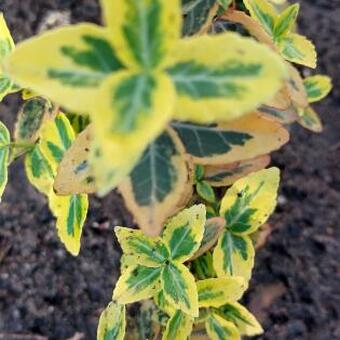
left=0, top=0, right=332, bottom=338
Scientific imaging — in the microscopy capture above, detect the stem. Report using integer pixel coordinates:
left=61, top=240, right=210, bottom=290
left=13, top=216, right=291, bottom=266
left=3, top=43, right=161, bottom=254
left=9, top=141, right=35, bottom=149
left=5, top=141, right=36, bottom=163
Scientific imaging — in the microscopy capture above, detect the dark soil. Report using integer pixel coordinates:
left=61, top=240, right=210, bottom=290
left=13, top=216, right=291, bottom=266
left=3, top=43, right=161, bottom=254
left=0, top=0, right=339, bottom=339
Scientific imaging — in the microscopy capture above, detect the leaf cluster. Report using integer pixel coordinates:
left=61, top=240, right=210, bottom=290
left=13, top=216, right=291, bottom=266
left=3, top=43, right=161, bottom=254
left=0, top=1, right=332, bottom=339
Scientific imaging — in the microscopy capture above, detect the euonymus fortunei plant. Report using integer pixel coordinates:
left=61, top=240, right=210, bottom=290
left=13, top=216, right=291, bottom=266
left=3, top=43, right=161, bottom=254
left=0, top=0, right=332, bottom=338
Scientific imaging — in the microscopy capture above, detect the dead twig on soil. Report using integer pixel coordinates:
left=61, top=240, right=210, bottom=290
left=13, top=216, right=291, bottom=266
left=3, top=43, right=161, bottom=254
left=0, top=240, right=12, bottom=264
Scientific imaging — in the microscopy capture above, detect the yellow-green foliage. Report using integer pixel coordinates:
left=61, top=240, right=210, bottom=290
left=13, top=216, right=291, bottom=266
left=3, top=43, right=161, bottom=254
left=0, top=0, right=332, bottom=339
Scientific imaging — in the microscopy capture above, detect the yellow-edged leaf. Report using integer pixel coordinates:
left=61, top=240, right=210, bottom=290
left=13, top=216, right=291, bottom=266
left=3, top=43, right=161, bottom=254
left=220, top=167, right=280, bottom=235
left=278, top=33, right=317, bottom=68
left=97, top=301, right=126, bottom=340
left=0, top=121, right=10, bottom=200
left=162, top=262, right=199, bottom=317
left=304, top=75, right=332, bottom=103
left=39, top=113, right=75, bottom=168
left=162, top=204, right=206, bottom=262
left=206, top=312, right=240, bottom=340
left=25, top=144, right=55, bottom=195
left=197, top=277, right=246, bottom=308
left=273, top=3, right=299, bottom=38
left=243, top=0, right=277, bottom=36
left=6, top=24, right=124, bottom=113
left=0, top=13, right=15, bottom=101
left=113, top=265, right=162, bottom=304
left=54, top=125, right=96, bottom=195
left=0, top=13, right=14, bottom=55
left=204, top=155, right=271, bottom=188
left=102, top=0, right=181, bottom=70
left=14, top=97, right=56, bottom=144
left=166, top=32, right=286, bottom=123
left=221, top=302, right=263, bottom=336
left=48, top=192, right=88, bottom=256
left=25, top=114, right=73, bottom=195
left=213, top=230, right=255, bottom=281
left=190, top=217, right=226, bottom=260
left=25, top=113, right=89, bottom=256
left=115, top=226, right=169, bottom=267
left=173, top=113, right=289, bottom=165
left=154, top=290, right=177, bottom=316
left=118, top=129, right=191, bottom=237
left=162, top=310, right=193, bottom=340
left=298, top=106, right=323, bottom=133
left=92, top=70, right=175, bottom=144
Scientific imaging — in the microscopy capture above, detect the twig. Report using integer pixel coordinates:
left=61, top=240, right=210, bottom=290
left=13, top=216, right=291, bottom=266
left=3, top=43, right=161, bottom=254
left=0, top=241, right=12, bottom=264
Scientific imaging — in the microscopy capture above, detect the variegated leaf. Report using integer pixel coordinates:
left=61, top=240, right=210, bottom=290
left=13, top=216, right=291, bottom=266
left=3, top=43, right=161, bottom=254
left=162, top=310, right=193, bottom=340
left=204, top=155, right=271, bottom=187
left=48, top=192, right=88, bottom=256
left=243, top=0, right=277, bottom=36
left=182, top=0, right=219, bottom=36
left=25, top=114, right=89, bottom=255
left=190, top=217, right=226, bottom=260
left=273, top=3, right=299, bottom=38
left=206, top=312, right=241, bottom=340
left=115, top=226, right=169, bottom=267
left=102, top=0, right=181, bottom=69
left=113, top=265, right=162, bottom=304
left=213, top=230, right=255, bottom=281
left=0, top=13, right=15, bottom=101
left=97, top=301, right=126, bottom=340
left=119, top=129, right=191, bottom=237
left=154, top=290, right=177, bottom=316
left=162, top=204, right=206, bottom=262
left=192, top=251, right=216, bottom=280
left=162, top=262, right=199, bottom=317
left=93, top=70, right=175, bottom=142
left=166, top=33, right=286, bottom=123
left=15, top=97, right=56, bottom=143
left=6, top=24, right=124, bottom=113
left=196, top=180, right=216, bottom=203
left=304, top=75, right=332, bottom=103
left=197, top=277, right=246, bottom=308
left=221, top=302, right=263, bottom=336
left=25, top=144, right=55, bottom=195
left=298, top=106, right=322, bottom=133
left=66, top=112, right=90, bottom=135
left=172, top=113, right=289, bottom=165
left=220, top=167, right=280, bottom=235
left=0, top=121, right=10, bottom=200
left=278, top=33, right=317, bottom=69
